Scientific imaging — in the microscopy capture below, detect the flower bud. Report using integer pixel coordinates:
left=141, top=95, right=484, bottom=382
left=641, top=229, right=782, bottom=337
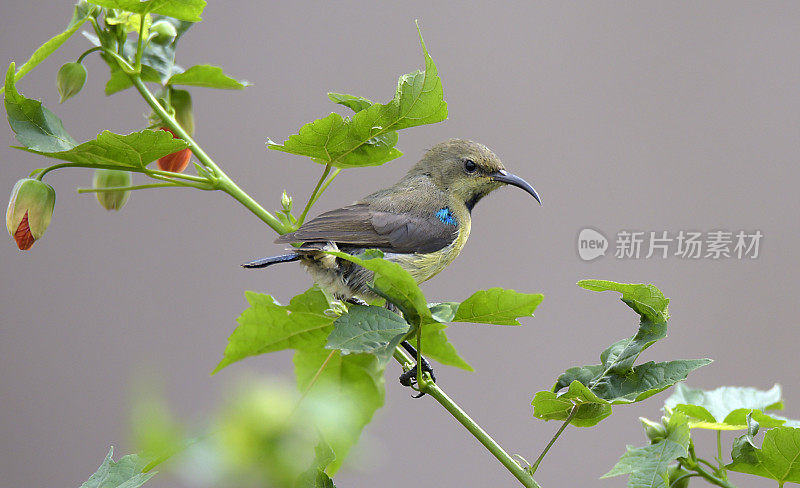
left=170, top=89, right=194, bottom=136
left=56, top=62, right=87, bottom=103
left=6, top=178, right=56, bottom=250
left=156, top=127, right=192, bottom=173
left=639, top=417, right=667, bottom=443
left=281, top=190, right=292, bottom=212
left=93, top=169, right=131, bottom=211
left=150, top=20, right=177, bottom=41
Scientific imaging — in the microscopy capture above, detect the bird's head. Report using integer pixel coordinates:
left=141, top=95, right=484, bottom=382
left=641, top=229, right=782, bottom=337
left=409, top=139, right=541, bottom=211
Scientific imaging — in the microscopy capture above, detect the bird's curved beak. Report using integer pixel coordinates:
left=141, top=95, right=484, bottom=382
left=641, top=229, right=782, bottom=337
left=490, top=170, right=541, bottom=205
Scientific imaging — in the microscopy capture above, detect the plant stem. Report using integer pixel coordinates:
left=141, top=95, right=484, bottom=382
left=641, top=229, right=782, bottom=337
left=77, top=183, right=184, bottom=193
left=129, top=75, right=289, bottom=234
left=690, top=463, right=737, bottom=488
left=393, top=347, right=540, bottom=488
left=670, top=473, right=701, bottom=487
left=297, top=164, right=331, bottom=227
left=716, top=430, right=728, bottom=480
left=134, top=14, right=145, bottom=72
left=77, top=46, right=103, bottom=63
left=530, top=407, right=576, bottom=474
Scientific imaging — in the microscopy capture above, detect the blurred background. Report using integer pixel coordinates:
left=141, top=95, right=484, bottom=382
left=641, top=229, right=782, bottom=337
left=1, top=2, right=799, bottom=487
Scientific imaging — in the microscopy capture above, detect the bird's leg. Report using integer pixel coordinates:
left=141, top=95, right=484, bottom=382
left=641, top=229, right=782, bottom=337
left=383, top=302, right=437, bottom=397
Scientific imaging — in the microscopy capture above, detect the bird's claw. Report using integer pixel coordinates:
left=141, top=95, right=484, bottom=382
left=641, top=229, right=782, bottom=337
left=398, top=355, right=436, bottom=398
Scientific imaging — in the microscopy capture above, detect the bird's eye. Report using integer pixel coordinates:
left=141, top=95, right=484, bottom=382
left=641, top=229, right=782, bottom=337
left=464, top=159, right=477, bottom=173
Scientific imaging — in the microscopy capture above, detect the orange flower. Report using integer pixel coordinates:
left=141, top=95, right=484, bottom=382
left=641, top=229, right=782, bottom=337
left=157, top=127, right=192, bottom=173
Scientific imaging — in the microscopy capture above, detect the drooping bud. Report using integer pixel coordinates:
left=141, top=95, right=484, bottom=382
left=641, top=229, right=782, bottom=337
left=170, top=89, right=194, bottom=136
left=639, top=417, right=667, bottom=443
left=6, top=178, right=56, bottom=250
left=56, top=62, right=87, bottom=103
left=93, top=169, right=131, bottom=211
left=156, top=127, right=192, bottom=173
left=150, top=19, right=177, bottom=42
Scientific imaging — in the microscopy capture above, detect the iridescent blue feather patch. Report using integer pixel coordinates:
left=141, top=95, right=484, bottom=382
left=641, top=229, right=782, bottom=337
left=436, top=207, right=458, bottom=226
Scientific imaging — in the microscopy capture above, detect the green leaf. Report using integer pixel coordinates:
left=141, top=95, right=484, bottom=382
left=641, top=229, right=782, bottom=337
left=665, top=383, right=787, bottom=430
left=90, top=0, right=206, bottom=21
left=419, top=320, right=473, bottom=371
left=578, top=279, right=670, bottom=323
left=602, top=412, right=690, bottom=488
left=452, top=288, right=543, bottom=325
left=295, top=441, right=337, bottom=488
left=327, top=250, right=431, bottom=326
left=0, top=2, right=93, bottom=92
left=293, top=348, right=384, bottom=475
left=727, top=426, right=800, bottom=485
left=269, top=26, right=447, bottom=168
left=532, top=280, right=710, bottom=427
left=327, top=92, right=373, bottom=113
left=80, top=447, right=156, bottom=488
left=167, top=64, right=250, bottom=89
left=326, top=305, right=409, bottom=363
left=213, top=287, right=335, bottom=373
left=17, top=129, right=187, bottom=169
left=5, top=63, right=77, bottom=151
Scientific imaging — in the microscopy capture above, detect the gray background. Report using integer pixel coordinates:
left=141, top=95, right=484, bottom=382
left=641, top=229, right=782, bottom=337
left=1, top=2, right=798, bottom=487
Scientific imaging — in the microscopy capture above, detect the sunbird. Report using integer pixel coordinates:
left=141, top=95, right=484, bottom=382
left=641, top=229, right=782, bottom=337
left=244, top=139, right=540, bottom=390
left=244, top=139, right=540, bottom=295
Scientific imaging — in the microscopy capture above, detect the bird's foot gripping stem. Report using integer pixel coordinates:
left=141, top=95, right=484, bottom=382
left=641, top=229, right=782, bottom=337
left=398, top=340, right=436, bottom=398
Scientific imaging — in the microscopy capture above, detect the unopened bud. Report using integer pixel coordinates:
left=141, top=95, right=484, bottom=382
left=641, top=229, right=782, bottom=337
left=281, top=190, right=292, bottom=212
left=57, top=62, right=87, bottom=103
left=6, top=178, right=56, bottom=250
left=640, top=417, right=667, bottom=443
left=170, top=89, right=194, bottom=136
left=150, top=20, right=177, bottom=41
left=93, top=169, right=131, bottom=211
left=157, top=127, right=192, bottom=173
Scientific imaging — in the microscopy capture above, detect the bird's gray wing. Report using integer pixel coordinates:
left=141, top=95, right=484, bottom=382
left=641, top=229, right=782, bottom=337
left=275, top=203, right=458, bottom=253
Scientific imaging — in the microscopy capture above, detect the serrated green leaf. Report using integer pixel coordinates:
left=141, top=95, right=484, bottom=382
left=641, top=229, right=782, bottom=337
left=5, top=63, right=77, bottom=151
left=213, top=287, right=335, bottom=373
left=327, top=92, right=373, bottom=113
left=167, top=64, right=250, bottom=89
left=419, top=320, right=473, bottom=371
left=294, top=439, right=337, bottom=488
left=532, top=380, right=612, bottom=427
left=17, top=129, right=187, bottom=169
left=665, top=383, right=787, bottom=430
left=578, top=280, right=670, bottom=322
left=602, top=412, right=690, bottom=488
left=293, top=348, right=384, bottom=475
left=80, top=447, right=156, bottom=488
left=326, top=305, right=409, bottom=363
left=327, top=250, right=431, bottom=326
left=727, top=426, right=800, bottom=485
left=452, top=287, right=542, bottom=325
left=90, top=0, right=206, bottom=21
left=0, top=2, right=92, bottom=93
left=269, top=27, right=447, bottom=168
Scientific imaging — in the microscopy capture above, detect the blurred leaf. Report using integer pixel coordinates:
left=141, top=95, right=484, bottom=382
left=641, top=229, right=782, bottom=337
left=80, top=447, right=156, bottom=488
left=326, top=305, right=409, bottom=363
left=269, top=26, right=447, bottom=168
left=295, top=440, right=337, bottom=488
left=327, top=92, right=372, bottom=113
left=293, top=348, right=384, bottom=475
left=665, top=383, right=787, bottom=430
left=18, top=129, right=187, bottom=168
left=5, top=63, right=77, bottom=151
left=601, top=412, right=690, bottom=488
left=453, top=287, right=542, bottom=325
left=0, top=1, right=93, bottom=92
left=168, top=64, right=250, bottom=89
left=727, top=426, right=800, bottom=485
left=214, top=287, right=335, bottom=373
left=90, top=0, right=206, bottom=21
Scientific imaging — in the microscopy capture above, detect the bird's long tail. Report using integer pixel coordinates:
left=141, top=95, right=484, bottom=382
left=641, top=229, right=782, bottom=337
left=241, top=252, right=300, bottom=268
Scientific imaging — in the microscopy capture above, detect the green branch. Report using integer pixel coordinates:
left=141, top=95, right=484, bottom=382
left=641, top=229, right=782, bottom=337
left=530, top=407, right=576, bottom=474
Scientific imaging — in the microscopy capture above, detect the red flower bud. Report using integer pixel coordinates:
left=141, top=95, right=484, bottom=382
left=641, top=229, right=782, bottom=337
left=6, top=178, right=56, bottom=250
left=156, top=127, right=192, bottom=173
